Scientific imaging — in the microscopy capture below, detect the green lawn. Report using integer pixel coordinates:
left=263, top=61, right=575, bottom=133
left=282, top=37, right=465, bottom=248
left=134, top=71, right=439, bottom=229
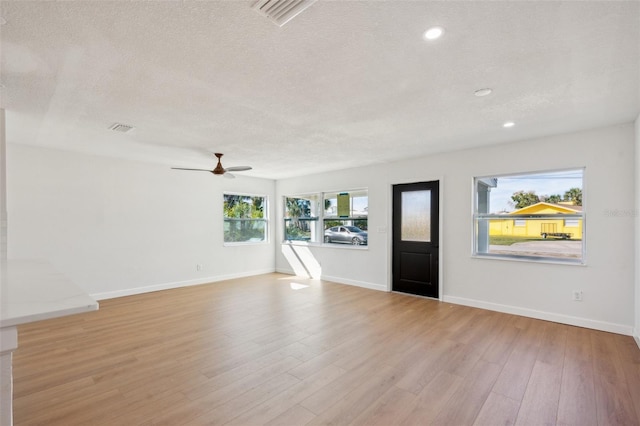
left=489, top=235, right=582, bottom=246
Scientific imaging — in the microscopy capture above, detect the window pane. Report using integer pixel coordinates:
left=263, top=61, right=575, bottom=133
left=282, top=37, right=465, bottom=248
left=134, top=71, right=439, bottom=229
left=474, top=169, right=584, bottom=262
left=401, top=190, right=431, bottom=242
left=480, top=169, right=583, bottom=214
left=284, top=195, right=319, bottom=242
left=324, top=190, right=368, bottom=218
left=224, top=220, right=266, bottom=243
left=322, top=190, right=368, bottom=245
left=224, top=194, right=267, bottom=243
left=224, top=194, right=265, bottom=219
left=478, top=217, right=583, bottom=260
left=323, top=220, right=368, bottom=245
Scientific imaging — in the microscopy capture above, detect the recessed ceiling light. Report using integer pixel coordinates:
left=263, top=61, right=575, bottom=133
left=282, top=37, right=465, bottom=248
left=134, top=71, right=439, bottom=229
left=424, top=27, right=444, bottom=40
left=503, top=121, right=515, bottom=128
left=474, top=88, right=493, bottom=97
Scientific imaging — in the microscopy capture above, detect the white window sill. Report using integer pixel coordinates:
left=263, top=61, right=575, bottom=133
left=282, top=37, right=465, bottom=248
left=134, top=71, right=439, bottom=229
left=282, top=240, right=369, bottom=250
left=472, top=253, right=586, bottom=266
left=223, top=240, right=269, bottom=247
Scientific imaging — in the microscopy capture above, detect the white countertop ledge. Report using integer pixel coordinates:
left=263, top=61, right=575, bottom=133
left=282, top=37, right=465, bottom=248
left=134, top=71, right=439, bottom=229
left=0, top=259, right=99, bottom=328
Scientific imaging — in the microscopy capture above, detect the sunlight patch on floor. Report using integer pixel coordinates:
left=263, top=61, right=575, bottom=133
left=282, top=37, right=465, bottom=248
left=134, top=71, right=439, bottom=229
left=289, top=282, right=309, bottom=290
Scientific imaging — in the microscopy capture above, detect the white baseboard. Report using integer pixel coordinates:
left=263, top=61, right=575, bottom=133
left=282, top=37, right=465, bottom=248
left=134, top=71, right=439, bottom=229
left=91, top=268, right=275, bottom=300
left=274, top=268, right=387, bottom=292
left=444, top=295, right=634, bottom=336
left=634, top=331, right=640, bottom=350
left=320, top=274, right=387, bottom=292
left=275, top=267, right=297, bottom=276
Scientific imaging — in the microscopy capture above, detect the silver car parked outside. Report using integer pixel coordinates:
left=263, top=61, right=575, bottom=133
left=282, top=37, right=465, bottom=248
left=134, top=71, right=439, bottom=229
left=324, top=226, right=368, bottom=245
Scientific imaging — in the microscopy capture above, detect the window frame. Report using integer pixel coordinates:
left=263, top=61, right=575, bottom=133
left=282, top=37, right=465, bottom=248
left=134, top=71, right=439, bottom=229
left=283, top=188, right=368, bottom=249
left=223, top=192, right=269, bottom=245
left=283, top=194, right=320, bottom=243
left=472, top=168, right=585, bottom=265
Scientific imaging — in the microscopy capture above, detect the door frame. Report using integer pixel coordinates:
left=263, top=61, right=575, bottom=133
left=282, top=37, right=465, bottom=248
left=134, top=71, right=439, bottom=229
left=387, top=177, right=444, bottom=300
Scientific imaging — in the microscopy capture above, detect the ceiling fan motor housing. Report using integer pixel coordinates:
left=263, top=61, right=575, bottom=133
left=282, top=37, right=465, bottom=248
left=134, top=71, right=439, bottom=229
left=213, top=153, right=226, bottom=174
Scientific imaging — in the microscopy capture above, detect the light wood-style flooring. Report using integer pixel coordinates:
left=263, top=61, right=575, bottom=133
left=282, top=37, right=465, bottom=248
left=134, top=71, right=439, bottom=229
left=13, top=273, right=640, bottom=425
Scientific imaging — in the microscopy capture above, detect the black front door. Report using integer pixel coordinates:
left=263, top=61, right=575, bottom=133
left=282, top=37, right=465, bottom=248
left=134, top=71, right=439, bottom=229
left=392, top=181, right=439, bottom=298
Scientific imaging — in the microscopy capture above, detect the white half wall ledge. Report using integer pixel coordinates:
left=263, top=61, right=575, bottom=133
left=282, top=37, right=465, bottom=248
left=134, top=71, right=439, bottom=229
left=444, top=295, right=634, bottom=336
left=90, top=268, right=276, bottom=300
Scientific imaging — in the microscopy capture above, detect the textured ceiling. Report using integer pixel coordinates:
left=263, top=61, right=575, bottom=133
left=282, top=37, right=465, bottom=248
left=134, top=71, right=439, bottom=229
left=1, top=1, right=639, bottom=179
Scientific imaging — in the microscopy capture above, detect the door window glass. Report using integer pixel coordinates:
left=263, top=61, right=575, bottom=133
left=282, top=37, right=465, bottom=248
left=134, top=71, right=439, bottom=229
left=401, top=190, right=431, bottom=242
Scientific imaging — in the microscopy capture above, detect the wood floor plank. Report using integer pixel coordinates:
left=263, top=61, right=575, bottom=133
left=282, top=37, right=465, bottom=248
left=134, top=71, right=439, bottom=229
left=394, top=338, right=463, bottom=395
left=305, top=364, right=400, bottom=425
left=186, top=372, right=301, bottom=425
left=11, top=273, right=640, bottom=426
left=613, top=334, right=640, bottom=423
left=481, top=320, right=522, bottom=366
left=514, top=360, right=563, bottom=426
left=298, top=358, right=390, bottom=417
left=591, top=331, right=638, bottom=425
left=430, top=360, right=502, bottom=425
left=349, top=385, right=418, bottom=426
left=264, top=404, right=316, bottom=426
left=492, top=321, right=546, bottom=402
left=556, top=327, right=597, bottom=426
left=400, top=371, right=463, bottom=426
left=473, top=391, right=520, bottom=426
left=224, top=364, right=346, bottom=426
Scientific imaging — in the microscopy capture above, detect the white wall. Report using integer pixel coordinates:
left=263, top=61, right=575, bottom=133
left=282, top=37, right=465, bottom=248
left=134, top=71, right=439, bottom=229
left=635, top=114, right=640, bottom=346
left=7, top=123, right=637, bottom=334
left=7, top=144, right=276, bottom=299
left=0, top=109, right=6, bottom=261
left=277, top=123, right=636, bottom=335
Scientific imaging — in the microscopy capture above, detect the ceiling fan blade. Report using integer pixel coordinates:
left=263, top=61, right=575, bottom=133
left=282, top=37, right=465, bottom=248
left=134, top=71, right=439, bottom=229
left=223, top=172, right=236, bottom=179
left=224, top=166, right=252, bottom=172
left=171, top=168, right=212, bottom=172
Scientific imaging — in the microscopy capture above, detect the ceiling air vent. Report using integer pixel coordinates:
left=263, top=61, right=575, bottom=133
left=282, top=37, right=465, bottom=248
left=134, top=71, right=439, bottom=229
left=252, top=0, right=317, bottom=27
left=108, top=123, right=135, bottom=133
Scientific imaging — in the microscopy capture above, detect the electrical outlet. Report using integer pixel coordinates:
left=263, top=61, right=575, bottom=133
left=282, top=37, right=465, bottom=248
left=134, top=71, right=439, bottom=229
left=196, top=264, right=202, bottom=271
left=572, top=290, right=583, bottom=301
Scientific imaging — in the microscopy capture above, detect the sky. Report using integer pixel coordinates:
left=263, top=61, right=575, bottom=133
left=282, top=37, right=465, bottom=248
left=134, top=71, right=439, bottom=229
left=487, top=169, right=583, bottom=213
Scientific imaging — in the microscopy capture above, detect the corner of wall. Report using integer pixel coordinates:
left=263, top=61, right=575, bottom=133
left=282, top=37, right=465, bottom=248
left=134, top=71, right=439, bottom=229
left=635, top=113, right=640, bottom=349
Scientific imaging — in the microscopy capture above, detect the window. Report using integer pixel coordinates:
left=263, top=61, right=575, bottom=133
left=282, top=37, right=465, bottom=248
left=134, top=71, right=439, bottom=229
left=323, top=190, right=368, bottom=245
left=474, top=169, right=584, bottom=263
left=283, top=189, right=368, bottom=246
left=284, top=194, right=320, bottom=242
left=223, top=194, right=267, bottom=243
